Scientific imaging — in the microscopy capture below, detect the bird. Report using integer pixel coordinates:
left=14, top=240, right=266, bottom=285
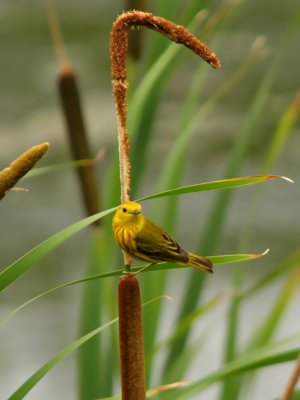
left=112, top=201, right=213, bottom=274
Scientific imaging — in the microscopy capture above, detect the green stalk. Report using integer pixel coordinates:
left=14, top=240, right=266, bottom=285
left=219, top=11, right=300, bottom=400
left=168, top=7, right=300, bottom=386
left=78, top=231, right=102, bottom=399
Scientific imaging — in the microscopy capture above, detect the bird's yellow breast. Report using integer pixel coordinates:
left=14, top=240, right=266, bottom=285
left=112, top=215, right=144, bottom=253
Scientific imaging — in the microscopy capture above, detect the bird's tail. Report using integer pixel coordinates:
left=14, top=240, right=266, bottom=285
left=187, top=252, right=213, bottom=273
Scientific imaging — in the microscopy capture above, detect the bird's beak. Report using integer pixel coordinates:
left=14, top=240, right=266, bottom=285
left=131, top=209, right=141, bottom=215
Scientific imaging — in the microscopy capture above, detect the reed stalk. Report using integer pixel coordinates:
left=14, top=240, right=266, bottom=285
left=110, top=10, right=220, bottom=398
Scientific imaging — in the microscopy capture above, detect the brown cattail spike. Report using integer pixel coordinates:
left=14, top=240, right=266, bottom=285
left=110, top=11, right=221, bottom=204
left=58, top=66, right=101, bottom=223
left=45, top=0, right=101, bottom=224
left=0, top=143, right=49, bottom=200
left=111, top=11, right=221, bottom=83
left=118, top=275, right=146, bottom=400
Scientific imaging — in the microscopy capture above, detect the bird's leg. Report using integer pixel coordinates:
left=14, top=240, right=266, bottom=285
left=123, top=262, right=155, bottom=277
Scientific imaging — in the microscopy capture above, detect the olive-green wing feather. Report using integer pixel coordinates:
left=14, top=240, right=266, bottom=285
left=134, top=217, right=189, bottom=263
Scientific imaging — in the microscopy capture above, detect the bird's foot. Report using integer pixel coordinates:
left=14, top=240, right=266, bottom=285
left=122, top=263, right=155, bottom=278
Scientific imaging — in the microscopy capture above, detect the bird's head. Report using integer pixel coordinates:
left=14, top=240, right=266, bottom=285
left=113, top=201, right=143, bottom=225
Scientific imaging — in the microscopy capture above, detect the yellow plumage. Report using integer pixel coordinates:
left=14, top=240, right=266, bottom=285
left=112, top=201, right=213, bottom=273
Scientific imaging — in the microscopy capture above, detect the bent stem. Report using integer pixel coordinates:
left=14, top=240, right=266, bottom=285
left=110, top=10, right=221, bottom=205
left=110, top=10, right=220, bottom=399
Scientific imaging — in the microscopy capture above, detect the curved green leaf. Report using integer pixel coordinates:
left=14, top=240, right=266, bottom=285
left=6, top=296, right=164, bottom=400
left=0, top=208, right=116, bottom=292
left=1, top=250, right=267, bottom=326
left=7, top=319, right=117, bottom=400
left=138, top=175, right=291, bottom=201
left=174, top=333, right=300, bottom=399
left=1, top=174, right=279, bottom=292
left=242, top=248, right=300, bottom=299
left=25, top=159, right=97, bottom=178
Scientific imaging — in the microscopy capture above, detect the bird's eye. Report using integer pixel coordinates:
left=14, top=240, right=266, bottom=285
left=122, top=208, right=127, bottom=213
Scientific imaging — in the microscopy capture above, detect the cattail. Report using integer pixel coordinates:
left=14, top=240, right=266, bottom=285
left=111, top=13, right=221, bottom=400
left=46, top=0, right=101, bottom=224
left=0, top=143, right=49, bottom=200
left=58, top=66, right=101, bottom=223
left=110, top=11, right=221, bottom=204
left=118, top=275, right=146, bottom=400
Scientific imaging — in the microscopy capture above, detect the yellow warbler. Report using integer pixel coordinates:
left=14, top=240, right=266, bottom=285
left=112, top=201, right=213, bottom=273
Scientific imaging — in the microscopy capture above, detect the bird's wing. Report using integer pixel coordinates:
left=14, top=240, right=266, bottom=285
left=135, top=218, right=188, bottom=263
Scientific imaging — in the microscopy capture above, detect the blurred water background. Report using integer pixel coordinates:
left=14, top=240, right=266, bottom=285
left=0, top=1, right=299, bottom=399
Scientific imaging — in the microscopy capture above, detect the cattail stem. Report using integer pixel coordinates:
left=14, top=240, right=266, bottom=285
left=280, top=353, right=300, bottom=400
left=118, top=275, right=146, bottom=400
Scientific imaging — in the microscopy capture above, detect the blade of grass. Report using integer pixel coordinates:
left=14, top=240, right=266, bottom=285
left=155, top=290, right=231, bottom=353
left=25, top=156, right=104, bottom=178
left=1, top=175, right=279, bottom=292
left=129, top=1, right=240, bottom=196
left=221, top=92, right=300, bottom=400
left=6, top=296, right=164, bottom=400
left=141, top=4, right=251, bottom=381
left=181, top=0, right=210, bottom=24
left=0, top=208, right=116, bottom=292
left=220, top=266, right=243, bottom=400
left=0, top=251, right=267, bottom=326
left=175, top=347, right=300, bottom=400
left=8, top=319, right=118, bottom=400
left=78, top=231, right=103, bottom=399
left=0, top=175, right=278, bottom=291
left=139, top=175, right=290, bottom=201
left=157, top=32, right=265, bottom=203
left=96, top=380, right=189, bottom=400
left=239, top=93, right=300, bottom=258
left=162, top=330, right=209, bottom=387
left=263, top=94, right=300, bottom=173
left=233, top=270, right=300, bottom=400
left=247, top=270, right=300, bottom=352
left=170, top=8, right=300, bottom=385
left=128, top=13, right=207, bottom=195
left=1, top=173, right=276, bottom=297
left=145, top=0, right=183, bottom=65
left=142, top=175, right=287, bottom=375
left=242, top=248, right=300, bottom=299
left=173, top=332, right=300, bottom=400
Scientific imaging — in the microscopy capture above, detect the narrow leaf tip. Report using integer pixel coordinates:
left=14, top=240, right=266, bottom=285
left=280, top=176, right=294, bottom=183
left=262, top=248, right=270, bottom=256
left=163, top=295, right=174, bottom=301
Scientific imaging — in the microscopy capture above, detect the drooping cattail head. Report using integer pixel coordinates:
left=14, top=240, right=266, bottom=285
left=110, top=10, right=221, bottom=205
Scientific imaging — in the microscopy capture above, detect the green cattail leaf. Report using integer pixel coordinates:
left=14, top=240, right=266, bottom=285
left=1, top=251, right=266, bottom=326
left=0, top=208, right=116, bottom=292
left=6, top=296, right=163, bottom=400
left=173, top=334, right=300, bottom=399
left=7, top=319, right=118, bottom=400
left=138, top=175, right=291, bottom=201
